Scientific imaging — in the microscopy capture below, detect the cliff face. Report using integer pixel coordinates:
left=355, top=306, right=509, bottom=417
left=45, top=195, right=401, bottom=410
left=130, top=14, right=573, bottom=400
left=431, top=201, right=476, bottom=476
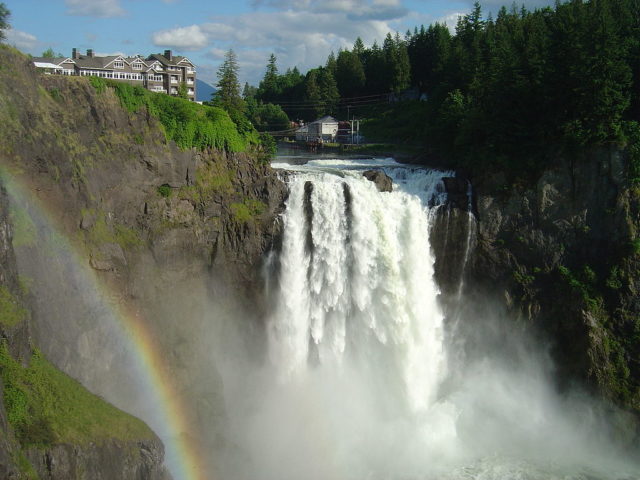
left=433, top=147, right=640, bottom=431
left=0, top=45, right=287, bottom=476
left=0, top=185, right=168, bottom=479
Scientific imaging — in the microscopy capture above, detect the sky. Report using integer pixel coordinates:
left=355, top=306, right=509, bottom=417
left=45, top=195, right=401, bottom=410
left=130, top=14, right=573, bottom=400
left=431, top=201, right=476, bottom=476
left=4, top=0, right=555, bottom=87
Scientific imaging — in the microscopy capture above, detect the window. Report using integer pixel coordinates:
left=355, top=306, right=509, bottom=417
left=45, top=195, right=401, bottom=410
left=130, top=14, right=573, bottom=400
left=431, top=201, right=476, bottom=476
left=133, top=62, right=142, bottom=70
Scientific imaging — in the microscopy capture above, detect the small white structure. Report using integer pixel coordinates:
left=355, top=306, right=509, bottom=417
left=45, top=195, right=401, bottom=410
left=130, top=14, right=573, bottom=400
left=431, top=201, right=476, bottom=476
left=307, top=116, right=339, bottom=142
left=295, top=124, right=309, bottom=141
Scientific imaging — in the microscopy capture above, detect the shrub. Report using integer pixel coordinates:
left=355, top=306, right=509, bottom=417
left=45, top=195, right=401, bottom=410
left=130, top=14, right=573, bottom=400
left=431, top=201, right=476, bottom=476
left=157, top=184, right=172, bottom=198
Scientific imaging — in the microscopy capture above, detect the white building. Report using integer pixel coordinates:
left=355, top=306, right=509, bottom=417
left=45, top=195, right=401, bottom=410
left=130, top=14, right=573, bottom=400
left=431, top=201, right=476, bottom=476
left=307, top=116, right=339, bottom=142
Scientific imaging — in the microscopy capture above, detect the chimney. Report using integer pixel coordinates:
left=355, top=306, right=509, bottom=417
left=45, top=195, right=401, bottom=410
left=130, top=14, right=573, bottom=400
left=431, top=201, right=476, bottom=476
left=72, top=48, right=79, bottom=59
left=87, top=49, right=94, bottom=58
left=164, top=50, right=172, bottom=61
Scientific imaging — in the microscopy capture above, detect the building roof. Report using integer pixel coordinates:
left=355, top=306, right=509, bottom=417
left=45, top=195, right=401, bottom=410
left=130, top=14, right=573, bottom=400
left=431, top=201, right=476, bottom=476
left=33, top=61, right=64, bottom=69
left=73, top=55, right=121, bottom=69
left=147, top=53, right=193, bottom=67
left=311, top=116, right=338, bottom=124
left=32, top=57, right=70, bottom=66
left=125, top=56, right=147, bottom=65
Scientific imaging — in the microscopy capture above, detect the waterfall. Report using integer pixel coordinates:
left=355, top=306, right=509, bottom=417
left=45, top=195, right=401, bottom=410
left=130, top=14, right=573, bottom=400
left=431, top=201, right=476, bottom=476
left=223, top=156, right=639, bottom=480
left=267, top=164, right=450, bottom=414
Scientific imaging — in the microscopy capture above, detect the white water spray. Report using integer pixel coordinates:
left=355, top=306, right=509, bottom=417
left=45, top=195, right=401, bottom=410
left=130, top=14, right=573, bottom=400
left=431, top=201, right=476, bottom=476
left=268, top=166, right=449, bottom=413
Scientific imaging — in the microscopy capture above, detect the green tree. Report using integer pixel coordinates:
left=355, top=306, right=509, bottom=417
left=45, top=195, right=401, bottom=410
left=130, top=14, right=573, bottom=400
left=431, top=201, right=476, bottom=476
left=259, top=53, right=279, bottom=101
left=213, top=49, right=245, bottom=114
left=0, top=2, right=10, bottom=42
left=41, top=48, right=63, bottom=58
left=353, top=37, right=366, bottom=57
left=382, top=32, right=411, bottom=93
left=336, top=50, right=366, bottom=97
left=177, top=82, right=189, bottom=100
left=326, top=51, right=338, bottom=78
left=243, top=82, right=257, bottom=99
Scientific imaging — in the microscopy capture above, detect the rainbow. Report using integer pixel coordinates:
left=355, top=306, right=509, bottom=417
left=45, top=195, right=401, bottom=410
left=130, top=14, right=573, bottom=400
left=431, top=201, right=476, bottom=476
left=2, top=169, right=210, bottom=480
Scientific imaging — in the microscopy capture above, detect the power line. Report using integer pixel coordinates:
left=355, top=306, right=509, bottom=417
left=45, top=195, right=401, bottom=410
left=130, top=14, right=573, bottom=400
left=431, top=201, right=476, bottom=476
left=271, top=92, right=389, bottom=105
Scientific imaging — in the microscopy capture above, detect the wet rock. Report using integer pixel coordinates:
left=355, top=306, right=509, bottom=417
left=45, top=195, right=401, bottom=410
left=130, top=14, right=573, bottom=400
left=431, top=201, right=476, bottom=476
left=442, top=177, right=469, bottom=210
left=363, top=170, right=393, bottom=192
left=26, top=438, right=170, bottom=480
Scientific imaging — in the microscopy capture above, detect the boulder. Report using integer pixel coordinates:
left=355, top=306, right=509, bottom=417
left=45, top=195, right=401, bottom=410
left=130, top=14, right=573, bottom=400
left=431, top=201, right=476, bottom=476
left=362, top=170, right=393, bottom=192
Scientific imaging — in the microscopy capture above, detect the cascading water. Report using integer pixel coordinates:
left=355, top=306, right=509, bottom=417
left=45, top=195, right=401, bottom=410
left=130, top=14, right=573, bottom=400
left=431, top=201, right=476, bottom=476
left=268, top=162, right=449, bottom=413
left=219, top=155, right=639, bottom=480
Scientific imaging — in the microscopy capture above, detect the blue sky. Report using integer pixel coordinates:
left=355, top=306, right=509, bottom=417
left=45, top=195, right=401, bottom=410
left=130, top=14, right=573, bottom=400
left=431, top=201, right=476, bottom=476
left=4, top=0, right=555, bottom=86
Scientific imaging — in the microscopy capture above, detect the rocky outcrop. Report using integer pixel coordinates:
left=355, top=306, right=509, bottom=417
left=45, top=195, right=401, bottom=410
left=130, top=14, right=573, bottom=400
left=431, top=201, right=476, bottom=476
left=0, top=185, right=169, bottom=479
left=0, top=185, right=24, bottom=479
left=0, top=45, right=288, bottom=477
left=26, top=440, right=168, bottom=480
left=441, top=148, right=640, bottom=421
left=363, top=170, right=393, bottom=192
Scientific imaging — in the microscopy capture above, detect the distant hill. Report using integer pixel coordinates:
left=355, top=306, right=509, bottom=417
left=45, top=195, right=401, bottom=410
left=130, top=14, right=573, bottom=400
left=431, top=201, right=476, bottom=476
left=196, top=79, right=216, bottom=102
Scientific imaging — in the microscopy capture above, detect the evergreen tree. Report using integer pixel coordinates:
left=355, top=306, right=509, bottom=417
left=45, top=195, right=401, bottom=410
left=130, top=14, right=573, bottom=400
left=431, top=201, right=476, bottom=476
left=353, top=37, right=366, bottom=57
left=242, top=82, right=257, bottom=99
left=213, top=49, right=245, bottom=114
left=326, top=51, right=338, bottom=78
left=260, top=53, right=279, bottom=101
left=336, top=50, right=366, bottom=97
left=41, top=48, right=63, bottom=58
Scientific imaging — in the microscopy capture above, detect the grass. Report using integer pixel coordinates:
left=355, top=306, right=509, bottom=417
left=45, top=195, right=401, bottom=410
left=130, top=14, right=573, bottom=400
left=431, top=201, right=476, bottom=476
left=0, top=286, right=27, bottom=328
left=0, top=342, right=155, bottom=447
left=230, top=198, right=266, bottom=223
left=85, top=213, right=143, bottom=250
left=9, top=204, right=37, bottom=248
left=178, top=159, right=235, bottom=204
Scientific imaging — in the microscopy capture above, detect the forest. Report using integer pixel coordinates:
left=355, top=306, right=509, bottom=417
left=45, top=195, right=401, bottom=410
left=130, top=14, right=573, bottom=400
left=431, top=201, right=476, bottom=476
left=220, top=0, right=640, bottom=178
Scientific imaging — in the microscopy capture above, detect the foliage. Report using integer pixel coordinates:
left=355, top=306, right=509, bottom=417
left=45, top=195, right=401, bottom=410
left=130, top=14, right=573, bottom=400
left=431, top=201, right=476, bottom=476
left=178, top=159, right=235, bottom=204
left=213, top=49, right=245, bottom=115
left=230, top=198, right=266, bottom=223
left=89, top=76, right=107, bottom=94
left=259, top=133, right=277, bottom=155
left=88, top=79, right=255, bottom=152
left=177, top=81, right=188, bottom=100
left=85, top=212, right=143, bottom=250
left=626, top=121, right=640, bottom=183
left=245, top=99, right=290, bottom=132
left=0, top=2, right=9, bottom=42
left=558, top=264, right=602, bottom=312
left=0, top=342, right=154, bottom=447
left=157, top=184, right=172, bottom=198
left=41, top=48, right=63, bottom=58
left=0, top=286, right=26, bottom=327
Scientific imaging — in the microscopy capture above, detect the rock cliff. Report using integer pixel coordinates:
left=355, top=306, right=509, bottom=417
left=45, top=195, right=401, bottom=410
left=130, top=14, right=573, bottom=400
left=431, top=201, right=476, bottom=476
left=0, top=44, right=286, bottom=477
left=432, top=147, right=640, bottom=443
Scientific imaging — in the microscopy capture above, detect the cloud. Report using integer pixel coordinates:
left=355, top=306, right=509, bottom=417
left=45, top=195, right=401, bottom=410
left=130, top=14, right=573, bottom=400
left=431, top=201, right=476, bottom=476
left=152, top=25, right=208, bottom=51
left=65, top=0, right=126, bottom=18
left=151, top=0, right=475, bottom=85
left=155, top=5, right=400, bottom=85
left=5, top=29, right=38, bottom=52
left=251, top=0, right=406, bottom=18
